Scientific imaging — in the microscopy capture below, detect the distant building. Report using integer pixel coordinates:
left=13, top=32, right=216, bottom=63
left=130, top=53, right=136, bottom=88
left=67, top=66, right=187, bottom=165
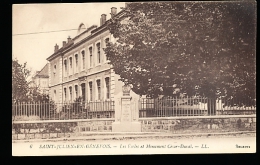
left=46, top=6, right=136, bottom=107
left=29, top=63, right=49, bottom=95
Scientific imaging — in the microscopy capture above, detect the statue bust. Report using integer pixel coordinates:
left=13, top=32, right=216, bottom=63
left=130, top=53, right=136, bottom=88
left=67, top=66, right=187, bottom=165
left=122, top=84, right=131, bottom=96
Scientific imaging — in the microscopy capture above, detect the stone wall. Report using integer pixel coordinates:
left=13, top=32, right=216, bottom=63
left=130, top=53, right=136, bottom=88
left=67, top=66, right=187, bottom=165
left=12, top=119, right=114, bottom=140
left=12, top=116, right=256, bottom=140
left=140, top=117, right=256, bottom=133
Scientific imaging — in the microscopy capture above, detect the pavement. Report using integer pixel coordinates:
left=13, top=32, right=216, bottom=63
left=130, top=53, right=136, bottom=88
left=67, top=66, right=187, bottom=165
left=12, top=130, right=256, bottom=143
left=12, top=131, right=256, bottom=155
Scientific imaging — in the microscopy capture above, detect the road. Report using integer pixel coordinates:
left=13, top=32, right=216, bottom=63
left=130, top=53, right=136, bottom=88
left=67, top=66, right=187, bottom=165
left=12, top=133, right=256, bottom=155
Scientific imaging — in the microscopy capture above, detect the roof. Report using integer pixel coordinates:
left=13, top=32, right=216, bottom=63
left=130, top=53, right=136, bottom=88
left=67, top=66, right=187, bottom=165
left=46, top=8, right=125, bottom=62
left=34, top=63, right=49, bottom=78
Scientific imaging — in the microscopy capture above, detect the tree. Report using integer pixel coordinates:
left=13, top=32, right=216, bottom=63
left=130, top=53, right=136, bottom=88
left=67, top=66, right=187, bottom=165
left=12, top=58, right=31, bottom=102
left=105, top=2, right=256, bottom=108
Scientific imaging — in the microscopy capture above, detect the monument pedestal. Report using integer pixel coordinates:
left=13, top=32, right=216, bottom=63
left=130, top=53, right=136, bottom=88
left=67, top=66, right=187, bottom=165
left=112, top=86, right=141, bottom=132
left=112, top=122, right=141, bottom=132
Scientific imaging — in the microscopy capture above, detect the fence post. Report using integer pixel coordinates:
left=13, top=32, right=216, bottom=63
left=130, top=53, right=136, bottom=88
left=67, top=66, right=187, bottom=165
left=44, top=101, right=46, bottom=120
left=68, top=101, right=70, bottom=120
left=25, top=102, right=27, bottom=117
left=20, top=102, right=22, bottom=116
left=49, top=101, right=50, bottom=120
left=16, top=102, right=18, bottom=116
left=33, top=102, right=35, bottom=117
left=39, top=101, right=42, bottom=119
left=28, top=102, right=30, bottom=117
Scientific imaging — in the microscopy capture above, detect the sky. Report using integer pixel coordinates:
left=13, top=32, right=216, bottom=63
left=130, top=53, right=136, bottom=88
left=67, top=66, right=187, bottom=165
left=12, top=2, right=125, bottom=76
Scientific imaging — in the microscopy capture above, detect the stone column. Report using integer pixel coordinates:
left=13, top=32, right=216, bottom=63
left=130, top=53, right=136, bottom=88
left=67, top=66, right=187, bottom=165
left=112, top=85, right=141, bottom=132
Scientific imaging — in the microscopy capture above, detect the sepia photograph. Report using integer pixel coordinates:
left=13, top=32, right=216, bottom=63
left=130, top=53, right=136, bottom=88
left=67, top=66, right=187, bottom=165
left=12, top=1, right=256, bottom=156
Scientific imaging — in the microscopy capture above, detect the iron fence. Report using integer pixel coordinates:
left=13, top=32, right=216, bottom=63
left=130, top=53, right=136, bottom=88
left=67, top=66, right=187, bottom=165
left=12, top=97, right=256, bottom=121
left=139, top=96, right=256, bottom=118
left=12, top=100, right=115, bottom=121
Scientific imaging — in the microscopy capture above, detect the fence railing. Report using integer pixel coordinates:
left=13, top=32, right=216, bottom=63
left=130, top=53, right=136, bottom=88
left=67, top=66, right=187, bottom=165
left=12, top=100, right=115, bottom=121
left=139, top=97, right=256, bottom=118
left=12, top=97, right=256, bottom=121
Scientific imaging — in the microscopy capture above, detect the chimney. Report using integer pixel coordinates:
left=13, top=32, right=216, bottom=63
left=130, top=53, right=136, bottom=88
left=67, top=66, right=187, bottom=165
left=62, top=41, right=66, bottom=47
left=67, top=36, right=71, bottom=43
left=125, top=2, right=130, bottom=8
left=54, top=44, right=59, bottom=52
left=111, top=7, right=117, bottom=18
left=100, top=14, right=107, bottom=26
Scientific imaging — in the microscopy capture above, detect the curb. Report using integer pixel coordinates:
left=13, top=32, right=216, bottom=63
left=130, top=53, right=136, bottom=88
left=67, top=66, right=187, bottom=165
left=12, top=131, right=256, bottom=143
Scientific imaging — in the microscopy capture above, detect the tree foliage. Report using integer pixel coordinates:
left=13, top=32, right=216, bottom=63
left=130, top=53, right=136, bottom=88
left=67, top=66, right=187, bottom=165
left=105, top=2, right=256, bottom=105
left=12, top=59, right=31, bottom=102
left=12, top=59, right=51, bottom=103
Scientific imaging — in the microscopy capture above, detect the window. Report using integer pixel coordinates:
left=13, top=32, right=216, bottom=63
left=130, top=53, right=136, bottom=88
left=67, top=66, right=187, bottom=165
left=54, top=90, right=56, bottom=101
left=69, top=57, right=72, bottom=74
left=105, top=38, right=109, bottom=61
left=64, top=88, right=67, bottom=101
left=105, top=38, right=109, bottom=45
left=64, top=60, right=67, bottom=76
left=81, top=83, right=86, bottom=101
left=75, top=85, right=78, bottom=99
left=96, top=43, right=101, bottom=64
left=105, top=77, right=110, bottom=99
left=69, top=87, right=72, bottom=101
left=81, top=50, right=85, bottom=70
left=75, top=54, right=78, bottom=73
left=53, top=65, right=56, bottom=78
left=96, top=79, right=101, bottom=100
left=89, top=47, right=93, bottom=67
left=89, top=81, right=93, bottom=101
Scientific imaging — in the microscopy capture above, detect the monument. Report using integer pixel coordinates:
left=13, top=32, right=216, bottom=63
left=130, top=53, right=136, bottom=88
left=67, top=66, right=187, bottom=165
left=112, top=84, right=141, bottom=132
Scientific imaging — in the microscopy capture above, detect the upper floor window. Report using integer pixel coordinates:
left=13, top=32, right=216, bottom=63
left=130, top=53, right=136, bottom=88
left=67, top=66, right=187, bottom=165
left=64, top=60, right=67, bottom=76
left=105, top=38, right=109, bottom=45
left=53, top=65, right=56, bottom=78
left=89, top=47, right=93, bottom=67
left=69, top=57, right=72, bottom=74
left=96, top=43, right=101, bottom=64
left=75, top=54, right=78, bottom=73
left=96, top=79, right=101, bottom=100
left=105, top=38, right=109, bottom=61
left=81, top=50, right=85, bottom=70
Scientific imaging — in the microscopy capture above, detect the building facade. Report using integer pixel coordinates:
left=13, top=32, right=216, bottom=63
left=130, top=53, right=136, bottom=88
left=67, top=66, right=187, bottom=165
left=29, top=63, right=49, bottom=95
left=47, top=7, right=127, bottom=107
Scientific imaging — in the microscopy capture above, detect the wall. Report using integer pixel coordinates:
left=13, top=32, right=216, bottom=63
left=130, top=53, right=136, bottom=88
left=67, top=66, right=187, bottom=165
left=63, top=30, right=111, bottom=83
left=62, top=69, right=112, bottom=102
left=12, top=119, right=114, bottom=140
left=12, top=116, right=255, bottom=140
left=140, top=116, right=256, bottom=133
left=49, top=57, right=61, bottom=86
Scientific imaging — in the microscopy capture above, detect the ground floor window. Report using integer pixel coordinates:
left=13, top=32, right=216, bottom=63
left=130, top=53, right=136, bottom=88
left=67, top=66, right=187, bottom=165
left=81, top=83, right=85, bottom=102
left=96, top=79, right=101, bottom=100
left=75, top=85, right=78, bottom=99
left=89, top=81, right=93, bottom=101
left=105, top=77, right=110, bottom=99
left=69, top=87, right=72, bottom=101
left=64, top=88, right=67, bottom=101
